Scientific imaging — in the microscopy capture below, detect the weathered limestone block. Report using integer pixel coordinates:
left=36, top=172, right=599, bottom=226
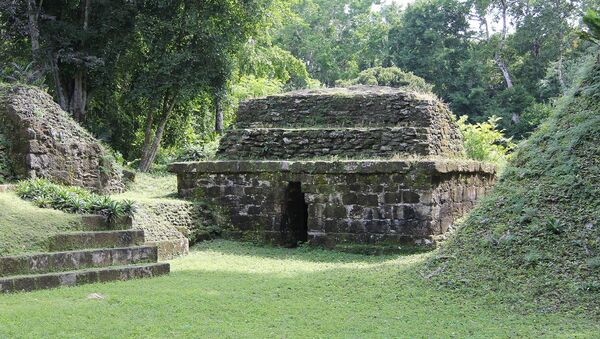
left=130, top=200, right=225, bottom=260
left=0, top=85, right=123, bottom=193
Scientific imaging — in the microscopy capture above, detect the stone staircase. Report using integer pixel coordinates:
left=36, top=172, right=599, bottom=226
left=0, top=216, right=170, bottom=293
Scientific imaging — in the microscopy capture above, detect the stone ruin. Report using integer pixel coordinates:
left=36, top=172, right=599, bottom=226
left=170, top=86, right=496, bottom=249
left=0, top=85, right=123, bottom=193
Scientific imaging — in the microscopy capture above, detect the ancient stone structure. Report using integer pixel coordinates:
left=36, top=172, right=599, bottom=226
left=170, top=86, right=496, bottom=248
left=0, top=85, right=123, bottom=193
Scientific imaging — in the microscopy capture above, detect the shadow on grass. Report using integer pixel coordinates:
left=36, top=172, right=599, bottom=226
left=188, top=239, right=428, bottom=265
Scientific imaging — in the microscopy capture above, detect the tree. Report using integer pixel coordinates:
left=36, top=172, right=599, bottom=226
left=132, top=0, right=269, bottom=172
left=388, top=0, right=472, bottom=102
left=274, top=0, right=397, bottom=86
left=0, top=0, right=137, bottom=121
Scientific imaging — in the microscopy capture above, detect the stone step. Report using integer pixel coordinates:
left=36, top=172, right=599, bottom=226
left=79, top=215, right=133, bottom=231
left=0, top=246, right=158, bottom=277
left=48, top=230, right=145, bottom=251
left=0, top=263, right=170, bottom=293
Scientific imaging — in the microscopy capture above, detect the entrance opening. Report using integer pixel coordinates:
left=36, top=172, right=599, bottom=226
left=280, top=182, right=308, bottom=247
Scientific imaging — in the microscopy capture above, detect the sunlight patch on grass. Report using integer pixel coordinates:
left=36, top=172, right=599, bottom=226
left=172, top=247, right=419, bottom=276
left=112, top=172, right=179, bottom=202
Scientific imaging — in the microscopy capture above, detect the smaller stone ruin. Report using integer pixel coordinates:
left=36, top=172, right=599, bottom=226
left=0, top=85, right=123, bottom=193
left=170, top=86, right=496, bottom=248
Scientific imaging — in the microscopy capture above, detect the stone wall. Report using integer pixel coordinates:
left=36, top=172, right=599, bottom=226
left=219, top=127, right=437, bottom=160
left=131, top=200, right=225, bottom=260
left=0, top=129, right=13, bottom=183
left=171, top=86, right=495, bottom=249
left=171, top=160, right=496, bottom=247
left=219, top=86, right=464, bottom=159
left=0, top=85, right=123, bottom=193
left=236, top=87, right=448, bottom=129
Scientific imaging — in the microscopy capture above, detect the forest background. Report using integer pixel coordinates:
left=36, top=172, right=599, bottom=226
left=1, top=0, right=599, bottom=171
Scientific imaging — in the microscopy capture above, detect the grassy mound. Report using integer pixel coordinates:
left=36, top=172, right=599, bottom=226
left=428, top=58, right=600, bottom=313
left=0, top=191, right=81, bottom=256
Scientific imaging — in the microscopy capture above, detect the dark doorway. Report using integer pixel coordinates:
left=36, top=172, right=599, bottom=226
left=280, top=182, right=308, bottom=247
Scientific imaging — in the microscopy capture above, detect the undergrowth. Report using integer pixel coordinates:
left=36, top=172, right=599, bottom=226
left=426, top=57, right=600, bottom=315
left=16, top=179, right=136, bottom=222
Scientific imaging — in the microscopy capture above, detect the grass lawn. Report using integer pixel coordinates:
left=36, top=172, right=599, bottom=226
left=0, top=192, right=80, bottom=256
left=1, top=240, right=598, bottom=338
left=113, top=173, right=179, bottom=203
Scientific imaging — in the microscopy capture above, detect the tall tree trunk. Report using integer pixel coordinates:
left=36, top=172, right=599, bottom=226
left=27, top=0, right=43, bottom=76
left=215, top=95, right=224, bottom=134
left=62, top=0, right=91, bottom=120
left=138, top=92, right=177, bottom=172
left=495, top=0, right=517, bottom=124
left=557, top=54, right=567, bottom=96
left=495, top=57, right=513, bottom=89
left=141, top=109, right=172, bottom=172
left=70, top=71, right=87, bottom=121
left=138, top=110, right=155, bottom=171
left=495, top=0, right=513, bottom=90
left=48, top=52, right=68, bottom=110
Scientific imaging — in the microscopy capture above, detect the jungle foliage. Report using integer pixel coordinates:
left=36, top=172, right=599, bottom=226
left=1, top=0, right=599, bottom=170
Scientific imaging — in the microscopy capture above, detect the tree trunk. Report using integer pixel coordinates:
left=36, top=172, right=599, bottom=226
left=48, top=52, right=68, bottom=110
left=495, top=0, right=513, bottom=90
left=66, top=0, right=91, bottom=121
left=138, top=110, right=155, bottom=172
left=557, top=54, right=567, bottom=96
left=495, top=56, right=513, bottom=89
left=138, top=92, right=177, bottom=172
left=69, top=71, right=87, bottom=121
left=141, top=109, right=172, bottom=172
left=27, top=0, right=43, bottom=76
left=215, top=96, right=224, bottom=134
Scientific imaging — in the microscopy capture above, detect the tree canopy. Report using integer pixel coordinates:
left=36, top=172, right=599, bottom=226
left=1, top=0, right=598, bottom=170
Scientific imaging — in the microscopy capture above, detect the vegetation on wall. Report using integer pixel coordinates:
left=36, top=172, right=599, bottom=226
left=457, top=115, right=515, bottom=169
left=336, top=66, right=433, bottom=93
left=16, top=179, right=136, bottom=222
left=0, top=129, right=13, bottom=183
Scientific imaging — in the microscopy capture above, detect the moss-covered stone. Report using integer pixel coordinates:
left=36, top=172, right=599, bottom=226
left=169, top=86, right=495, bottom=248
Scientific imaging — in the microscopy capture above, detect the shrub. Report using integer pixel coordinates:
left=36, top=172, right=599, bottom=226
left=457, top=115, right=515, bottom=169
left=336, top=67, right=434, bottom=94
left=16, top=179, right=136, bottom=222
left=175, top=136, right=221, bottom=162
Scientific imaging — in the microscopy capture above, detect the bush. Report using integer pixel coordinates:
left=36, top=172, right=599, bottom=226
left=336, top=67, right=434, bottom=94
left=175, top=136, right=221, bottom=162
left=16, top=179, right=136, bottom=222
left=457, top=115, right=515, bottom=169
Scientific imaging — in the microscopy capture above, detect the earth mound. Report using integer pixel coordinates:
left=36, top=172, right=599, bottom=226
left=429, top=59, right=600, bottom=313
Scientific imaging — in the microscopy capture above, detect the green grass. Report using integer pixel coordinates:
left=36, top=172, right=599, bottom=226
left=0, top=240, right=598, bottom=338
left=112, top=172, right=179, bottom=203
left=0, top=191, right=81, bottom=256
